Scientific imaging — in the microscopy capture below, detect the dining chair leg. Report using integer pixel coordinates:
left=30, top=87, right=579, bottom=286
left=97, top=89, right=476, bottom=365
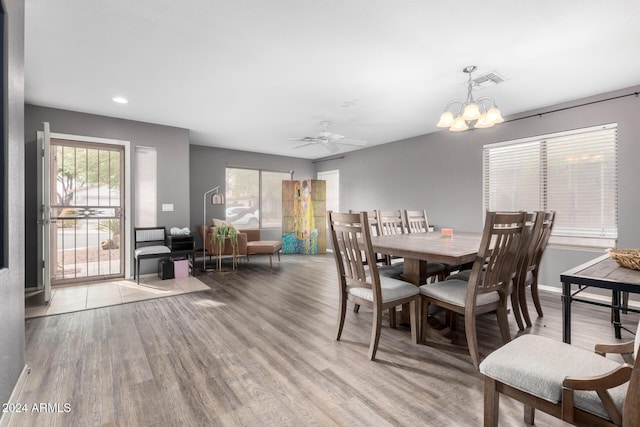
left=519, top=284, right=534, bottom=327
left=511, top=285, right=525, bottom=331
left=417, top=297, right=426, bottom=342
left=483, top=376, right=499, bottom=427
left=446, top=311, right=458, bottom=332
left=409, top=299, right=418, bottom=344
left=496, top=306, right=512, bottom=344
left=389, top=306, right=397, bottom=328
left=524, top=404, right=535, bottom=425
left=368, top=307, right=383, bottom=361
left=531, top=280, right=544, bottom=318
left=336, top=293, right=347, bottom=341
left=465, top=313, right=481, bottom=369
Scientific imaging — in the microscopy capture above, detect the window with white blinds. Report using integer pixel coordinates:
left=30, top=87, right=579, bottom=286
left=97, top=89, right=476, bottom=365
left=483, top=124, right=618, bottom=246
left=135, top=146, right=157, bottom=227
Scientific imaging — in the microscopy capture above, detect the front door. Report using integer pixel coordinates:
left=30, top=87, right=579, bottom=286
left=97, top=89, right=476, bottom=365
left=49, top=138, right=125, bottom=284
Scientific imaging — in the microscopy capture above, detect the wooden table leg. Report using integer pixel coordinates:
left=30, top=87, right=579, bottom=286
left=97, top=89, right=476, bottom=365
left=397, top=259, right=423, bottom=324
left=399, top=258, right=453, bottom=343
left=401, top=258, right=426, bottom=286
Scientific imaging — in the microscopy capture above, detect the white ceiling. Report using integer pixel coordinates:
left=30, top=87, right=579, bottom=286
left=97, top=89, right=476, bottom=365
left=25, top=1, right=640, bottom=159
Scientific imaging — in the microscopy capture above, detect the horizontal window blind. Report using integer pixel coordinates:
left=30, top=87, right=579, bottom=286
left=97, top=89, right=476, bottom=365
left=483, top=124, right=617, bottom=241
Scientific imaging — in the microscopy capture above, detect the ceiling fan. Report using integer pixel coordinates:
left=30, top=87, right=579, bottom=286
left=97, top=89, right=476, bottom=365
left=289, top=121, right=368, bottom=153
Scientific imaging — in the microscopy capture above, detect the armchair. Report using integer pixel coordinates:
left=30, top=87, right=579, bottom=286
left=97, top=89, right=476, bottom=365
left=480, top=322, right=640, bottom=426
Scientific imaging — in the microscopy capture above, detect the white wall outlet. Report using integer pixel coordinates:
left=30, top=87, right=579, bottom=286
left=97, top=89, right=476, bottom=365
left=161, top=204, right=174, bottom=212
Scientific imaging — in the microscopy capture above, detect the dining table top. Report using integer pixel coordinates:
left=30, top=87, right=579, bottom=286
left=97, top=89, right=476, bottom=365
left=370, top=232, right=482, bottom=266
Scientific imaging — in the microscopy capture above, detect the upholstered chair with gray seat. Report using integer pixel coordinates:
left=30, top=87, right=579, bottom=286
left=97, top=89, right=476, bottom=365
left=419, top=211, right=527, bottom=369
left=328, top=210, right=419, bottom=361
left=445, top=211, right=544, bottom=331
left=480, top=321, right=640, bottom=426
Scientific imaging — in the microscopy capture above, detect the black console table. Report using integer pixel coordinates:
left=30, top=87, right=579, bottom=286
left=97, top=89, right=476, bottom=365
left=560, top=254, right=640, bottom=343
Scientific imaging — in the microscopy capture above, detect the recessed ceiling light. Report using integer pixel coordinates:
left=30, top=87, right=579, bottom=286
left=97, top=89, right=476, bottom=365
left=112, top=97, right=128, bottom=104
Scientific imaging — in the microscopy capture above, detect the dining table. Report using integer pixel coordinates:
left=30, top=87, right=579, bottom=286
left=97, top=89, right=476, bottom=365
left=370, top=231, right=482, bottom=286
left=370, top=231, right=482, bottom=338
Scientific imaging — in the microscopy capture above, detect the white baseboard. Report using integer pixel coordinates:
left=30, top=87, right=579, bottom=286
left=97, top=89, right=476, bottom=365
left=538, top=284, right=640, bottom=309
left=0, top=365, right=32, bottom=427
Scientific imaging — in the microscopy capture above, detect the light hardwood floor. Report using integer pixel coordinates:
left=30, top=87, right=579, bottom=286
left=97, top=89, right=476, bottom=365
left=10, top=254, right=639, bottom=426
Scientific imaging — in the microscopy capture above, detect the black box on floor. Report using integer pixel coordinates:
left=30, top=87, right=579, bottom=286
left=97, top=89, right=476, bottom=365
left=158, top=258, right=174, bottom=279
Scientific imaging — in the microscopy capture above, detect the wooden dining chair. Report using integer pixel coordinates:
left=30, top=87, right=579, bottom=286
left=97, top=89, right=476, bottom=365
left=404, top=209, right=431, bottom=233
left=518, top=210, right=556, bottom=328
left=480, top=321, right=640, bottom=426
left=419, top=211, right=527, bottom=369
left=376, top=209, right=407, bottom=275
left=378, top=209, right=407, bottom=236
left=350, top=209, right=388, bottom=315
left=509, top=211, right=544, bottom=330
left=365, top=209, right=387, bottom=265
left=328, top=211, right=419, bottom=360
left=444, top=211, right=542, bottom=331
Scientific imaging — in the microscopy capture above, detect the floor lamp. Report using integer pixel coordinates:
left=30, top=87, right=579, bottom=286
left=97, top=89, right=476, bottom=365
left=203, top=186, right=225, bottom=270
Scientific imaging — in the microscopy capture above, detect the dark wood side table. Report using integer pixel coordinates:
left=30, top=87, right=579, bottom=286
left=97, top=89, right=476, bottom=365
left=166, top=234, right=196, bottom=276
left=560, top=254, right=640, bottom=343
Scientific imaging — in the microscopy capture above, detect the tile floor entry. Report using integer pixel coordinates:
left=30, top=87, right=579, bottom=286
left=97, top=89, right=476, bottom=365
left=25, top=276, right=210, bottom=319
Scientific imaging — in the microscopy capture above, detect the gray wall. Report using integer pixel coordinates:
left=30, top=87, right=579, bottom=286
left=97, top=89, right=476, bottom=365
left=1, top=0, right=25, bottom=408
left=24, top=105, right=191, bottom=280
left=189, top=144, right=315, bottom=244
left=316, top=85, right=640, bottom=290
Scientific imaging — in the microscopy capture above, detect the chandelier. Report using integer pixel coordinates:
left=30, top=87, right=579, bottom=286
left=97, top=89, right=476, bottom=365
left=437, top=65, right=504, bottom=132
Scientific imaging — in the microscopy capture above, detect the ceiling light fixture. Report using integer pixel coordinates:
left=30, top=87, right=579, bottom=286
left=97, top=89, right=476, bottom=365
left=112, top=96, right=128, bottom=104
left=437, top=65, right=504, bottom=132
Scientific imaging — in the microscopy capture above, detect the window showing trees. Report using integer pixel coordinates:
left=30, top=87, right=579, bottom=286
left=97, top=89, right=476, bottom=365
left=483, top=124, right=617, bottom=246
left=225, top=167, right=292, bottom=228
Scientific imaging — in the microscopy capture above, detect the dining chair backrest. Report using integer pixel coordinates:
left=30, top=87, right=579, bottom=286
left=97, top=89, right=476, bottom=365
left=404, top=210, right=430, bottom=234
left=531, top=211, right=556, bottom=270
left=378, top=210, right=406, bottom=235
left=367, top=210, right=382, bottom=236
left=349, top=209, right=386, bottom=265
left=516, top=212, right=544, bottom=278
left=328, top=211, right=381, bottom=300
left=467, top=211, right=527, bottom=302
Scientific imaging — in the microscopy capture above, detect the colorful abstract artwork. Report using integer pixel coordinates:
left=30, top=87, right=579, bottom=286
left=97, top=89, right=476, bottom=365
left=294, top=179, right=317, bottom=254
left=282, top=179, right=326, bottom=254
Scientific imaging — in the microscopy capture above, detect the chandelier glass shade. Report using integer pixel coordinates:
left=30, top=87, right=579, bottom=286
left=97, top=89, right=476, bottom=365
left=437, top=66, right=504, bottom=132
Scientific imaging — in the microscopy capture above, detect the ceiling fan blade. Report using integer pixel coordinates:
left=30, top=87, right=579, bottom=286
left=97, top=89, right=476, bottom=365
left=338, top=139, right=368, bottom=147
left=329, top=133, right=345, bottom=140
left=293, top=143, right=316, bottom=150
left=288, top=137, right=318, bottom=142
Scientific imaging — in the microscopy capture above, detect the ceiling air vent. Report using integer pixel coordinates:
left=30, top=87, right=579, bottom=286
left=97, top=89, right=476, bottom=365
left=472, top=72, right=506, bottom=89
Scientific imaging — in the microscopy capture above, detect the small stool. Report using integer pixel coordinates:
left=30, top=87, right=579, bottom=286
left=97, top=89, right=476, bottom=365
left=246, top=241, right=282, bottom=268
